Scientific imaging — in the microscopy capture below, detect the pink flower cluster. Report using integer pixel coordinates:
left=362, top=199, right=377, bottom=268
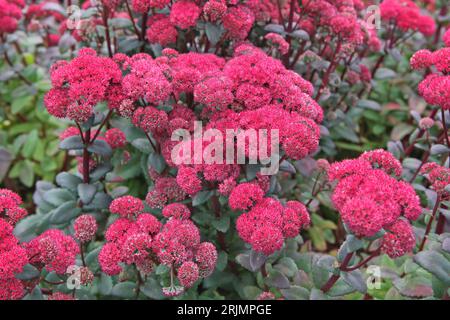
left=329, top=150, right=422, bottom=258
left=0, top=217, right=28, bottom=300
left=44, top=48, right=123, bottom=123
left=411, top=47, right=450, bottom=109
left=444, top=28, right=450, bottom=48
left=0, top=188, right=28, bottom=225
left=99, top=198, right=217, bottom=294
left=24, top=229, right=79, bottom=275
left=132, top=0, right=171, bottom=13
left=380, top=0, right=436, bottom=36
left=109, top=46, right=321, bottom=198
left=0, top=0, right=24, bottom=34
left=141, top=0, right=256, bottom=46
left=233, top=183, right=310, bottom=255
left=252, top=0, right=380, bottom=51
left=146, top=174, right=187, bottom=209
left=265, top=33, right=289, bottom=55
left=420, top=162, right=450, bottom=197
left=74, top=215, right=98, bottom=243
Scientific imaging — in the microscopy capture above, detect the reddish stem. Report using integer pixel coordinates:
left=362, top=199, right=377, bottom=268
left=101, top=7, right=113, bottom=57
left=315, top=41, right=342, bottom=101
left=82, top=129, right=91, bottom=184
left=418, top=195, right=441, bottom=252
left=341, top=248, right=381, bottom=272
left=321, top=252, right=353, bottom=293
left=403, top=109, right=438, bottom=158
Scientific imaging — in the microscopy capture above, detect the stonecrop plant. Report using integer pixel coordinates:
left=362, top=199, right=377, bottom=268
left=0, top=0, right=449, bottom=301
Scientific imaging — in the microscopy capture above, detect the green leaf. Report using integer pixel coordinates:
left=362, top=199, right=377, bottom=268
left=148, top=153, right=166, bottom=174
left=111, top=282, right=137, bottom=299
left=109, top=17, right=132, bottom=28
left=279, top=160, right=296, bottom=174
left=312, top=255, right=334, bottom=288
left=98, top=273, right=113, bottom=295
left=88, top=139, right=113, bottom=157
left=290, top=30, right=310, bottom=41
left=332, top=125, right=359, bottom=143
left=192, top=190, right=213, bottom=206
left=356, top=99, right=381, bottom=111
left=85, top=246, right=101, bottom=270
left=90, top=162, right=113, bottom=181
left=245, top=164, right=261, bottom=180
left=249, top=250, right=267, bottom=271
left=77, top=183, right=97, bottom=204
left=56, top=172, right=83, bottom=190
left=280, top=286, right=309, bottom=300
left=15, top=264, right=40, bottom=280
left=264, top=24, right=285, bottom=34
left=41, top=2, right=67, bottom=16
left=212, top=215, right=230, bottom=233
left=131, top=138, right=154, bottom=153
left=341, top=270, right=367, bottom=293
left=19, top=160, right=34, bottom=187
left=216, top=251, right=228, bottom=271
left=345, top=235, right=364, bottom=252
left=23, top=286, right=44, bottom=300
left=390, top=123, right=414, bottom=141
left=242, top=286, right=262, bottom=299
left=275, top=257, right=298, bottom=278
left=205, top=23, right=224, bottom=45
left=43, top=188, right=74, bottom=206
left=430, top=144, right=450, bottom=155
left=403, top=157, right=422, bottom=170
left=235, top=253, right=253, bottom=271
left=12, top=95, right=33, bottom=114
left=266, top=270, right=290, bottom=289
left=50, top=201, right=81, bottom=224
left=414, top=251, right=450, bottom=286
left=327, top=278, right=355, bottom=297
left=0, top=147, right=13, bottom=183
left=308, top=226, right=327, bottom=251
left=21, top=130, right=39, bottom=158
left=393, top=276, right=433, bottom=298
left=83, top=192, right=112, bottom=210
left=374, top=68, right=397, bottom=79
left=141, top=278, right=164, bottom=300
left=59, top=136, right=84, bottom=150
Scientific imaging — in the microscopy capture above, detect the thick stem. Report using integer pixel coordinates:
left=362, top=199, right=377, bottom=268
left=281, top=0, right=296, bottom=67
left=418, top=195, right=441, bottom=251
left=435, top=212, right=446, bottom=235
left=321, top=252, right=353, bottom=293
left=341, top=248, right=381, bottom=272
left=101, top=8, right=113, bottom=57
left=80, top=243, right=87, bottom=267
left=135, top=269, right=143, bottom=299
left=82, top=129, right=91, bottom=184
left=261, top=264, right=269, bottom=290
left=90, top=110, right=113, bottom=143
left=315, top=41, right=342, bottom=101
left=371, top=54, right=385, bottom=78
left=140, top=9, right=149, bottom=51
left=125, top=0, right=141, bottom=40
